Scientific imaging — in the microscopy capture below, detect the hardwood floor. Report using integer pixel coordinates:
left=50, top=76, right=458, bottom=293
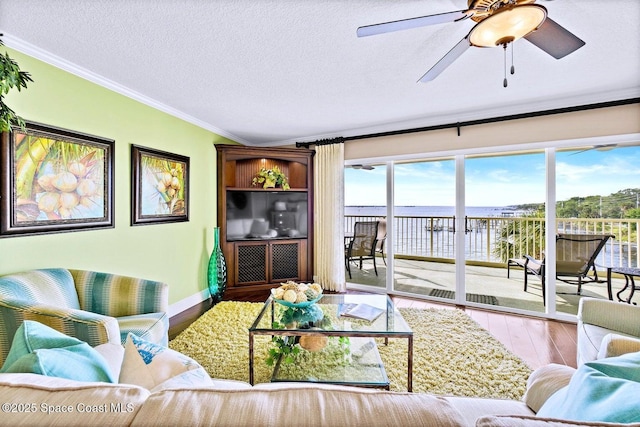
left=391, top=297, right=577, bottom=369
left=169, top=292, right=577, bottom=371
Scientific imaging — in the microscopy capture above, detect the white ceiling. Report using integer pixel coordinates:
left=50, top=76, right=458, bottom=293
left=1, top=0, right=639, bottom=146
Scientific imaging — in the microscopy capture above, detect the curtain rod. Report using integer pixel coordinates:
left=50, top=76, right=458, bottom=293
left=295, top=97, right=639, bottom=147
left=296, top=136, right=345, bottom=149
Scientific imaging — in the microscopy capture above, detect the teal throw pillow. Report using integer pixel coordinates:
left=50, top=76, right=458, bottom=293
left=0, top=320, right=115, bottom=383
left=536, top=351, right=640, bottom=423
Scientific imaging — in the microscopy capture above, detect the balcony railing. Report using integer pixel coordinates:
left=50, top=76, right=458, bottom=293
left=345, top=215, right=640, bottom=268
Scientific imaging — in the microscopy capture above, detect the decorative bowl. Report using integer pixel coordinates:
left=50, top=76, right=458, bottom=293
left=273, top=293, right=322, bottom=308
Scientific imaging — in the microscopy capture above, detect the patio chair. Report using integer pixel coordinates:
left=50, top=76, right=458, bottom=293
left=507, top=233, right=614, bottom=302
left=345, top=221, right=379, bottom=279
left=375, top=218, right=387, bottom=266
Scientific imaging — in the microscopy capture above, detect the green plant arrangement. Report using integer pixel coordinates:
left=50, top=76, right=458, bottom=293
left=266, top=330, right=350, bottom=367
left=0, top=37, right=33, bottom=132
left=266, top=334, right=300, bottom=366
left=265, top=306, right=350, bottom=367
left=252, top=166, right=290, bottom=190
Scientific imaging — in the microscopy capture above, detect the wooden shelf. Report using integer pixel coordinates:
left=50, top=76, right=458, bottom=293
left=216, top=145, right=315, bottom=300
left=226, top=187, right=309, bottom=192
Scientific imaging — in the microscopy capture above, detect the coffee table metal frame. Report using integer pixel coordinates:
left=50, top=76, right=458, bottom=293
left=248, top=294, right=414, bottom=391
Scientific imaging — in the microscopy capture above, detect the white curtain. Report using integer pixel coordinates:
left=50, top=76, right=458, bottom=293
left=313, top=143, right=346, bottom=292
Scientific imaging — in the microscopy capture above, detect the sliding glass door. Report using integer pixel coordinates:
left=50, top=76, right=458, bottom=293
left=464, top=152, right=546, bottom=313
left=344, top=164, right=387, bottom=289
left=554, top=144, right=640, bottom=313
left=344, top=140, right=640, bottom=316
left=392, top=159, right=457, bottom=300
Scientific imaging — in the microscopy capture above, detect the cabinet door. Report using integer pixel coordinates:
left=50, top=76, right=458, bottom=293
left=270, top=241, right=301, bottom=282
left=236, top=242, right=268, bottom=285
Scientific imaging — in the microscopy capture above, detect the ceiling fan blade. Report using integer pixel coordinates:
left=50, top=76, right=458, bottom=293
left=357, top=10, right=470, bottom=38
left=418, top=37, right=470, bottom=83
left=524, top=17, right=585, bottom=59
left=569, top=144, right=618, bottom=155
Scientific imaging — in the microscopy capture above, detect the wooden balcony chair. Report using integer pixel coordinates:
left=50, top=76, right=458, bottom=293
left=345, top=221, right=380, bottom=279
left=507, top=233, right=614, bottom=303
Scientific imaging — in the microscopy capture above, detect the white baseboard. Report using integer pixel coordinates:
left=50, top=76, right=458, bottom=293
left=168, top=290, right=210, bottom=318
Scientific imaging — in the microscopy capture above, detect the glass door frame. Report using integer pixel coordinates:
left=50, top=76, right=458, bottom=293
left=385, top=161, right=394, bottom=294
left=345, top=132, right=639, bottom=321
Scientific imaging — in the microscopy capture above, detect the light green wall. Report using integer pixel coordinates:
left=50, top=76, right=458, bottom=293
left=0, top=48, right=239, bottom=306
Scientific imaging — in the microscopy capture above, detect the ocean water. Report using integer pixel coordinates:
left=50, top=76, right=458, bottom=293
left=345, top=205, right=525, bottom=217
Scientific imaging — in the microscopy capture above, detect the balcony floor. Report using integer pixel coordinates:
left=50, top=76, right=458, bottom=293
left=346, top=257, right=639, bottom=316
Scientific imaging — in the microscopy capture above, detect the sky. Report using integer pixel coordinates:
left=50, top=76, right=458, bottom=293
left=345, top=145, right=640, bottom=207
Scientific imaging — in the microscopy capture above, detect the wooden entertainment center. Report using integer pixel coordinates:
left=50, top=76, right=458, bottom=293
left=216, top=145, right=314, bottom=300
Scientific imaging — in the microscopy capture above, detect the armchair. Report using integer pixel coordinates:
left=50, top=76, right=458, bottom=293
left=0, top=268, right=169, bottom=365
left=576, top=297, right=640, bottom=365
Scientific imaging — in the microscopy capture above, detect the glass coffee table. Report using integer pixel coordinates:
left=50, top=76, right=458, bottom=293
left=248, top=294, right=414, bottom=391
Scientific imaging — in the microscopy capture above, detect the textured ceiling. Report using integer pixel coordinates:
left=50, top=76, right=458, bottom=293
left=1, top=0, right=639, bottom=146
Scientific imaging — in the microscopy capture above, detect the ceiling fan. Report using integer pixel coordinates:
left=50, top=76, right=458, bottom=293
left=357, top=0, right=585, bottom=85
left=569, top=144, right=618, bottom=155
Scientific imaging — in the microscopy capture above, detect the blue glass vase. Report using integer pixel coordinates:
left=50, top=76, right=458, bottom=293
left=207, top=227, right=227, bottom=305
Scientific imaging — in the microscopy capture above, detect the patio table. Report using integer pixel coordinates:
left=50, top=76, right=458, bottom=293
left=604, top=266, right=640, bottom=304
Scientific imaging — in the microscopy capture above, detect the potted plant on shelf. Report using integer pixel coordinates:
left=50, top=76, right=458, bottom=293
left=252, top=166, right=290, bottom=190
left=0, top=36, right=33, bottom=132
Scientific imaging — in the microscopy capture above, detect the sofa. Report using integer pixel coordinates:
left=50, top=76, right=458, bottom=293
left=1, top=354, right=637, bottom=427
left=0, top=268, right=169, bottom=365
left=1, top=298, right=639, bottom=426
left=0, top=362, right=579, bottom=427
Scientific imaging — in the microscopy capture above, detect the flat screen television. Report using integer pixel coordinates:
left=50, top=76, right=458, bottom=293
left=225, top=190, right=308, bottom=241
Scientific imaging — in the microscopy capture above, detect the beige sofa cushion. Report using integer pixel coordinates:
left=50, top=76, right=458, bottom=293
left=597, top=333, right=640, bottom=359
left=131, top=383, right=466, bottom=427
left=0, top=373, right=148, bottom=426
left=443, top=396, right=534, bottom=426
left=522, top=364, right=575, bottom=413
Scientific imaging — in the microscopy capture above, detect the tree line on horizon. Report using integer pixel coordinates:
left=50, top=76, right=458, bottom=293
left=516, top=188, right=640, bottom=219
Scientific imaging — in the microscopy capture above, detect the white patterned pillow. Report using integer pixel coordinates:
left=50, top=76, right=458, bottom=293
left=119, top=333, right=212, bottom=390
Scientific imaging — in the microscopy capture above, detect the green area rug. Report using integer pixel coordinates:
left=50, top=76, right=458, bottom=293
left=169, top=301, right=531, bottom=400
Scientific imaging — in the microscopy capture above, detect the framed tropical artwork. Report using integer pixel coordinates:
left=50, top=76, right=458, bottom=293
left=0, top=121, right=114, bottom=237
left=131, top=144, right=189, bottom=225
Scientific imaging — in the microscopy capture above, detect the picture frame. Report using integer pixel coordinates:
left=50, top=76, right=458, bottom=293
left=131, top=144, right=189, bottom=225
left=0, top=121, right=114, bottom=237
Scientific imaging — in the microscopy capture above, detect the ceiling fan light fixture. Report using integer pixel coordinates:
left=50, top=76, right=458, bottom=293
left=469, top=4, right=547, bottom=47
left=350, top=164, right=375, bottom=170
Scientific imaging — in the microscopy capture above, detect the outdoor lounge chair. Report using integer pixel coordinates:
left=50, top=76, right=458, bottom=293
left=507, top=233, right=614, bottom=302
left=345, top=221, right=380, bottom=279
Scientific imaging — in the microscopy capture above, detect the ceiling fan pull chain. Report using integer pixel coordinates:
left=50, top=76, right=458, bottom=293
left=503, top=44, right=508, bottom=88
left=510, top=43, right=515, bottom=75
